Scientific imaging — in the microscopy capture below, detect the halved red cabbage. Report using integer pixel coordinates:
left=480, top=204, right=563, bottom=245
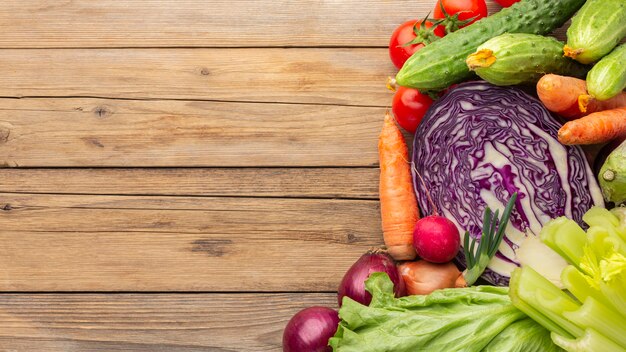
left=412, top=81, right=603, bottom=285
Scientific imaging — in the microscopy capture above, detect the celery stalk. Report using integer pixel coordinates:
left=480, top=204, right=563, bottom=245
left=540, top=217, right=587, bottom=267
left=563, top=297, right=626, bottom=348
left=600, top=280, right=626, bottom=318
left=583, top=207, right=620, bottom=228
left=509, top=268, right=574, bottom=338
left=551, top=329, right=625, bottom=352
left=513, top=267, right=583, bottom=338
left=560, top=266, right=609, bottom=308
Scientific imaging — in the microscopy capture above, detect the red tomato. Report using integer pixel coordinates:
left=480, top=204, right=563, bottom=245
left=389, top=20, right=445, bottom=70
left=493, top=0, right=520, bottom=7
left=391, top=87, right=434, bottom=134
left=433, top=0, right=488, bottom=33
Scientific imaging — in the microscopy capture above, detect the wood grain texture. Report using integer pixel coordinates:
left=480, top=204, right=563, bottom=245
left=0, top=48, right=392, bottom=105
left=0, top=168, right=379, bottom=199
left=0, top=293, right=334, bottom=351
left=0, top=1, right=514, bottom=48
left=0, top=193, right=382, bottom=291
left=0, top=98, right=384, bottom=167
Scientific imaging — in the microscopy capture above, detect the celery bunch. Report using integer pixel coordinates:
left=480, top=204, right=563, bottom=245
left=509, top=207, right=626, bottom=352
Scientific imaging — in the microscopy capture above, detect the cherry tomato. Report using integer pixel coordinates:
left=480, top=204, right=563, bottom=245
left=389, top=20, right=445, bottom=70
left=493, top=0, right=520, bottom=7
left=391, top=87, right=434, bottom=134
left=433, top=0, right=488, bottom=33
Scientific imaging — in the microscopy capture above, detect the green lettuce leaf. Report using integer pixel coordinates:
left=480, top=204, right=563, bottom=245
left=329, top=273, right=560, bottom=352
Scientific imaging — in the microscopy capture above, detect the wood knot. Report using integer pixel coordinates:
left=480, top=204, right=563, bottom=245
left=199, top=67, right=211, bottom=76
left=2, top=204, right=12, bottom=211
left=0, top=127, right=10, bottom=144
left=92, top=106, right=112, bottom=118
left=191, top=239, right=232, bottom=257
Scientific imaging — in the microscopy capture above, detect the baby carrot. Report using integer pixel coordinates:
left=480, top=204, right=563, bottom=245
left=379, top=112, right=418, bottom=260
left=558, top=107, right=626, bottom=145
left=537, top=74, right=588, bottom=120
left=578, top=93, right=626, bottom=114
left=537, top=74, right=626, bottom=120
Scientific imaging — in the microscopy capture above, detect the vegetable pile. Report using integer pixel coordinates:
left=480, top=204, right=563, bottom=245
left=510, top=207, right=626, bottom=351
left=283, top=0, right=626, bottom=350
left=412, top=81, right=603, bottom=285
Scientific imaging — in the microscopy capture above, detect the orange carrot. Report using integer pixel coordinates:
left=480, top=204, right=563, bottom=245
left=379, top=112, right=418, bottom=260
left=537, top=74, right=626, bottom=120
left=578, top=93, right=626, bottom=115
left=537, top=74, right=588, bottom=120
left=558, top=107, right=626, bottom=145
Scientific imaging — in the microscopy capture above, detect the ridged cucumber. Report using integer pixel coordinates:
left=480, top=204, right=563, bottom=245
left=587, top=43, right=626, bottom=100
left=565, top=0, right=626, bottom=64
left=396, top=0, right=586, bottom=91
left=466, top=34, right=588, bottom=86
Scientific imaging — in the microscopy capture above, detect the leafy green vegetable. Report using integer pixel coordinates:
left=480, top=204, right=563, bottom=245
left=510, top=206, right=626, bottom=352
left=329, top=272, right=560, bottom=352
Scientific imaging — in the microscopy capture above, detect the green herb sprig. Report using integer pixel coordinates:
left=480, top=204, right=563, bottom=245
left=463, top=192, right=518, bottom=285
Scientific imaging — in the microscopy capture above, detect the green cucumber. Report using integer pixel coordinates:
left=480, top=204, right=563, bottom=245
left=599, top=139, right=626, bottom=205
left=565, top=0, right=626, bottom=64
left=587, top=43, right=626, bottom=101
left=466, top=34, right=588, bottom=86
left=396, top=0, right=586, bottom=91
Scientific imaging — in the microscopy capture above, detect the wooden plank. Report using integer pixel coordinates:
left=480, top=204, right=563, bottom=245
left=0, top=98, right=384, bottom=167
left=0, top=1, right=512, bottom=49
left=0, top=193, right=382, bottom=291
left=0, top=1, right=570, bottom=49
left=0, top=168, right=379, bottom=199
left=0, top=48, right=392, bottom=105
left=0, top=293, right=334, bottom=351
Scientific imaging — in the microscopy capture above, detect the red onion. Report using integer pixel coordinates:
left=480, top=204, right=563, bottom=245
left=282, top=306, right=339, bottom=352
left=337, top=249, right=405, bottom=306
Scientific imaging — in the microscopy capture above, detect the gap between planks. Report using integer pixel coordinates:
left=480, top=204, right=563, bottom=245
left=0, top=192, right=384, bottom=292
left=0, top=98, right=388, bottom=167
left=0, top=292, right=336, bottom=351
left=0, top=168, right=379, bottom=199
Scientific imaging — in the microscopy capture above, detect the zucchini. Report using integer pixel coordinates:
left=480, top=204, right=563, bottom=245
left=587, top=43, right=626, bottom=101
left=466, top=34, right=588, bottom=86
left=396, top=0, right=586, bottom=91
left=565, top=0, right=626, bottom=64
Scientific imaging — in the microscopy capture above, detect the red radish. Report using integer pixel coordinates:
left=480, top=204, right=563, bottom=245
left=413, top=215, right=460, bottom=263
left=337, top=249, right=405, bottom=306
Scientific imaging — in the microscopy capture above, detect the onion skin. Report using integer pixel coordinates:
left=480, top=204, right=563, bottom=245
left=338, top=250, right=405, bottom=306
left=399, top=260, right=465, bottom=296
left=282, top=306, right=339, bottom=352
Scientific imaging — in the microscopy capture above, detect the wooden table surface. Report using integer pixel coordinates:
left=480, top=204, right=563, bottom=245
left=0, top=1, right=568, bottom=350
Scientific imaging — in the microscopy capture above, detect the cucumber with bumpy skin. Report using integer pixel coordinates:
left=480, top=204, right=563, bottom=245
left=396, top=0, right=586, bottom=91
left=564, top=0, right=626, bottom=64
left=466, top=34, right=588, bottom=86
left=599, top=139, right=626, bottom=205
left=587, top=43, right=626, bottom=101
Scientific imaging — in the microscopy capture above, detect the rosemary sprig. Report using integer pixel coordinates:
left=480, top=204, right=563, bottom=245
left=463, top=193, right=518, bottom=285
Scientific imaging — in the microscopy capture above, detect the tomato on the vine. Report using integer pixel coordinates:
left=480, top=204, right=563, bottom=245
left=389, top=19, right=445, bottom=70
left=493, top=0, right=520, bottom=7
left=391, top=86, right=434, bottom=134
left=433, top=0, right=488, bottom=33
